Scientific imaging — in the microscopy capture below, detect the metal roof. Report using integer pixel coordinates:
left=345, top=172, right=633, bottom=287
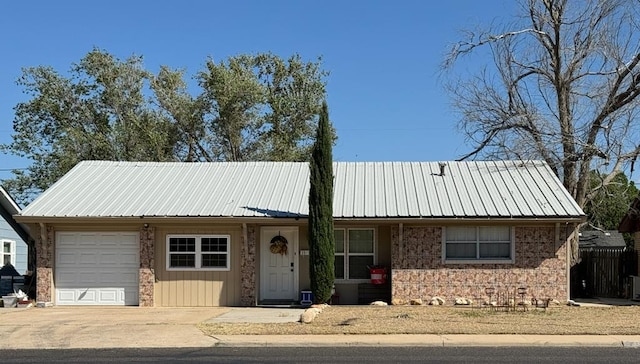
left=19, top=160, right=585, bottom=220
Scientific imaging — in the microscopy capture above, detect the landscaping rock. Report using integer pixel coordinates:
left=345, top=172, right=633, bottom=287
left=300, top=307, right=321, bottom=323
left=391, top=298, right=407, bottom=305
left=370, top=301, right=388, bottom=306
left=409, top=298, right=423, bottom=305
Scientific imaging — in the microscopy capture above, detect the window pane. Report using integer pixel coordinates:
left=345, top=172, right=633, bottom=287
left=202, top=254, right=227, bottom=268
left=446, top=243, right=476, bottom=259
left=334, top=255, right=344, bottom=279
left=479, top=227, right=510, bottom=242
left=349, top=256, right=374, bottom=279
left=202, top=237, right=227, bottom=252
left=349, top=229, right=373, bottom=253
left=169, top=254, right=195, bottom=267
left=3, top=255, right=10, bottom=266
left=334, top=230, right=345, bottom=253
left=480, top=243, right=511, bottom=259
left=169, top=237, right=195, bottom=252
left=446, top=227, right=476, bottom=241
left=3, top=242, right=11, bottom=253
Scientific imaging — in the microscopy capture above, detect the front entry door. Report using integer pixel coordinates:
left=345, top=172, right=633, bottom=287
left=260, top=227, right=299, bottom=302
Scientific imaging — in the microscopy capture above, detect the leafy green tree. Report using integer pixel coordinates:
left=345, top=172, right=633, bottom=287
left=194, top=53, right=328, bottom=161
left=255, top=53, right=328, bottom=161
left=2, top=49, right=329, bottom=204
left=2, top=48, right=176, bottom=203
left=308, top=101, right=334, bottom=304
left=584, top=171, right=638, bottom=230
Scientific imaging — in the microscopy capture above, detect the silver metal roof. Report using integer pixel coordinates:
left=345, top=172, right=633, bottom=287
left=19, top=160, right=585, bottom=220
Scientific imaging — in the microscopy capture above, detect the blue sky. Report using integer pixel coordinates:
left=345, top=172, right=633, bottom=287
left=0, top=0, right=517, bottom=182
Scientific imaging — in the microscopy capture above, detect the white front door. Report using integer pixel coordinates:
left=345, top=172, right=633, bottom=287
left=260, top=227, right=299, bottom=302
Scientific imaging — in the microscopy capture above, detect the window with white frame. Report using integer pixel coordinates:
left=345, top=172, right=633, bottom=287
left=166, top=235, right=230, bottom=270
left=334, top=228, right=375, bottom=280
left=2, top=240, right=15, bottom=267
left=444, top=226, right=513, bottom=262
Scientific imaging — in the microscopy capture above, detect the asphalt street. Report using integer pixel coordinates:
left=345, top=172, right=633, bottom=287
left=0, top=347, right=638, bottom=364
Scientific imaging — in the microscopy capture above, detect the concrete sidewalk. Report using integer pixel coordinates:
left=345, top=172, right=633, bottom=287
left=1, top=306, right=640, bottom=349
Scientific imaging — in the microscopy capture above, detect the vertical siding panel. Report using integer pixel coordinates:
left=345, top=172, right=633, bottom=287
left=211, top=275, right=219, bottom=305
left=170, top=271, right=178, bottom=306
left=205, top=272, right=213, bottom=306
left=154, top=225, right=243, bottom=306
left=197, top=271, right=205, bottom=306
left=183, top=273, right=191, bottom=306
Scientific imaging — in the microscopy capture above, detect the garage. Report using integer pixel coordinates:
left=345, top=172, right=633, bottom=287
left=55, top=232, right=139, bottom=305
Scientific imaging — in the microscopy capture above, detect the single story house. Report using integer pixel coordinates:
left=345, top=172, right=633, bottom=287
left=1, top=186, right=30, bottom=274
left=16, top=160, right=585, bottom=307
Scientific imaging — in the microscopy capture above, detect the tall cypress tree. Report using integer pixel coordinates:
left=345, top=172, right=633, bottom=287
left=308, top=101, right=334, bottom=303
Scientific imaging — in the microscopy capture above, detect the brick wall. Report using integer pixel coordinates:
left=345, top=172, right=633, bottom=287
left=35, top=224, right=54, bottom=305
left=391, top=225, right=567, bottom=304
left=139, top=226, right=155, bottom=307
left=240, top=224, right=257, bottom=306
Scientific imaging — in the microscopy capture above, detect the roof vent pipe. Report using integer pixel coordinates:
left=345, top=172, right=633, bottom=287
left=439, top=162, right=447, bottom=176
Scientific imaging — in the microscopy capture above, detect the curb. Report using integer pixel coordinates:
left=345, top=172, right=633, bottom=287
left=210, top=335, right=640, bottom=348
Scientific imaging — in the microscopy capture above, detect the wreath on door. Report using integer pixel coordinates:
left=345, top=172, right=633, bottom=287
left=269, top=235, right=288, bottom=255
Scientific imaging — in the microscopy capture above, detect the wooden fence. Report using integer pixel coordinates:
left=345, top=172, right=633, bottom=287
left=571, top=247, right=638, bottom=298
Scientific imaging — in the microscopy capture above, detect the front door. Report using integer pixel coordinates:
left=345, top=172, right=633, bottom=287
left=260, top=227, right=299, bottom=302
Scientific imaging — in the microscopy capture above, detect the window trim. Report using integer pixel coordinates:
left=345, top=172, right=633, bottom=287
left=442, top=226, right=515, bottom=264
left=2, top=239, right=16, bottom=267
left=166, top=234, right=231, bottom=271
left=334, top=228, right=376, bottom=282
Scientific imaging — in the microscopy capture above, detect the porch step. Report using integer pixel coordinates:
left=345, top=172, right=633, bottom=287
left=258, top=299, right=301, bottom=307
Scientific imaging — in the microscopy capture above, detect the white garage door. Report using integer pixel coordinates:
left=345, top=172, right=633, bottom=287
left=55, top=232, right=139, bottom=305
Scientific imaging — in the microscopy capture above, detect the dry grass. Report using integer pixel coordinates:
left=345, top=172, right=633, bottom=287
left=198, top=305, right=640, bottom=336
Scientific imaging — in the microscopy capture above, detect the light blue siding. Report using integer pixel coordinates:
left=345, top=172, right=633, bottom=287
left=0, top=218, right=28, bottom=274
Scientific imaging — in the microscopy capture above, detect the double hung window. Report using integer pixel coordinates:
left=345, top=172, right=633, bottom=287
left=444, top=226, right=513, bottom=263
left=167, top=235, right=230, bottom=270
left=334, top=228, right=375, bottom=280
left=2, top=240, right=15, bottom=266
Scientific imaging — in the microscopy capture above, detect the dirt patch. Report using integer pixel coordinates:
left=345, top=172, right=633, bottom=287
left=198, top=305, right=640, bottom=336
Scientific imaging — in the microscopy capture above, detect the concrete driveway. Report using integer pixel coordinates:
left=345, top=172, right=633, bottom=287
left=0, top=306, right=231, bottom=349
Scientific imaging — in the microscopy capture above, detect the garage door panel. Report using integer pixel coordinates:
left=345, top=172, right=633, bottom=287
left=55, top=232, right=139, bottom=306
left=78, top=252, right=99, bottom=265
left=98, top=252, right=119, bottom=265
left=118, top=252, right=138, bottom=265
left=57, top=251, right=79, bottom=265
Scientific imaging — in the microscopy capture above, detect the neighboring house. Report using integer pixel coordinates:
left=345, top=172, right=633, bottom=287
left=578, top=230, right=627, bottom=248
left=619, top=194, right=640, bottom=276
left=0, top=186, right=30, bottom=274
left=16, top=160, right=585, bottom=307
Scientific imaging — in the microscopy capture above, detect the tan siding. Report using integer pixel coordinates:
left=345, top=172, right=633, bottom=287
left=154, top=224, right=243, bottom=307
left=298, top=227, right=310, bottom=291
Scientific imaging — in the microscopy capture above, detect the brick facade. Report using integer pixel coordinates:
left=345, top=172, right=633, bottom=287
left=391, top=225, right=567, bottom=304
left=139, top=226, right=155, bottom=307
left=35, top=224, right=54, bottom=305
left=240, top=224, right=257, bottom=306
